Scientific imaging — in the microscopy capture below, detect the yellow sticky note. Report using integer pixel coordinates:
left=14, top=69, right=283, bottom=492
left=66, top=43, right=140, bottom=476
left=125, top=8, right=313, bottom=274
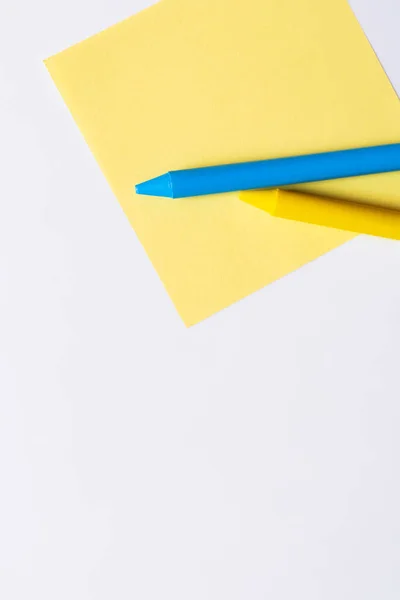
left=45, top=0, right=400, bottom=325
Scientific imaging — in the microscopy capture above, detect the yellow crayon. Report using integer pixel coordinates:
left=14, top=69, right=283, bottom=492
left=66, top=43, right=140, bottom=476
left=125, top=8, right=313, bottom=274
left=239, top=189, right=400, bottom=240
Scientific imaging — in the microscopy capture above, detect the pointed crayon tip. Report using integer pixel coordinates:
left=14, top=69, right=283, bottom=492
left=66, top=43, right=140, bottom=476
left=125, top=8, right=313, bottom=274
left=135, top=173, right=173, bottom=198
left=239, top=189, right=280, bottom=215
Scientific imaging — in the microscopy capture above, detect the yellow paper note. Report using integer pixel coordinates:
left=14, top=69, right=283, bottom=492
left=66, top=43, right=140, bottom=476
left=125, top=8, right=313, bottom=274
left=45, top=0, right=400, bottom=325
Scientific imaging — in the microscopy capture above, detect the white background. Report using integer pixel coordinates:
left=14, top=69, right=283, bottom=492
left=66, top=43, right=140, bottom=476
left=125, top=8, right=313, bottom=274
left=1, top=1, right=400, bottom=598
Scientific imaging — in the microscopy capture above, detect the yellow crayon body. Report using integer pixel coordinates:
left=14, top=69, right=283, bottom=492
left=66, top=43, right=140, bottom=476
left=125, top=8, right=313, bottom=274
left=239, top=189, right=400, bottom=240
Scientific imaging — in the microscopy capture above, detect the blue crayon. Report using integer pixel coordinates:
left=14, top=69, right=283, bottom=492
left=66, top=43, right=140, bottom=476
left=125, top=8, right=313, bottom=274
left=135, top=143, right=400, bottom=199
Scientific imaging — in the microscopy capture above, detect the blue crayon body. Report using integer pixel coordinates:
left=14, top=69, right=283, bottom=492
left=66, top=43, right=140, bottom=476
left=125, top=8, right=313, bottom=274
left=135, top=143, right=400, bottom=199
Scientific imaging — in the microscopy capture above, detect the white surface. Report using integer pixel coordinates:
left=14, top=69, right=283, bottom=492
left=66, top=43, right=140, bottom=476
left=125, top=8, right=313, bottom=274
left=1, top=1, right=400, bottom=598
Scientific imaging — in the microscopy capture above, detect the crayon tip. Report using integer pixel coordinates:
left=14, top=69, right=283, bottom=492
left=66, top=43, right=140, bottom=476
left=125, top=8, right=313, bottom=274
left=135, top=173, right=173, bottom=198
left=240, top=189, right=279, bottom=215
